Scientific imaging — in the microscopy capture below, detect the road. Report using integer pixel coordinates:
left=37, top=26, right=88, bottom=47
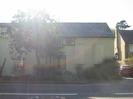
left=0, top=78, right=133, bottom=99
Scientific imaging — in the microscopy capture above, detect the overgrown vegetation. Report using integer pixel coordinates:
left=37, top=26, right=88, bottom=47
left=33, top=65, right=63, bottom=81
left=78, top=59, right=121, bottom=82
left=0, top=58, right=121, bottom=83
left=8, top=10, right=62, bottom=76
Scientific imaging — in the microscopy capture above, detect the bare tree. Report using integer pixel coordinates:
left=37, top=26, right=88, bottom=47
left=0, top=58, right=6, bottom=77
left=9, top=10, right=61, bottom=75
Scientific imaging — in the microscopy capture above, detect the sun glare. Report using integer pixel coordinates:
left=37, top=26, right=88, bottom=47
left=0, top=0, right=133, bottom=28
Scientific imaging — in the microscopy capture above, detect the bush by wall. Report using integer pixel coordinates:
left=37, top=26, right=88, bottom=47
left=0, top=58, right=121, bottom=83
left=75, top=58, right=121, bottom=82
left=33, top=65, right=64, bottom=81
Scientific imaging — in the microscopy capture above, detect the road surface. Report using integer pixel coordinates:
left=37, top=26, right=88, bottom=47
left=0, top=78, right=133, bottom=99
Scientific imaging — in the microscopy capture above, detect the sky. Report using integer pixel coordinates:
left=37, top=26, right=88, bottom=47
left=0, top=0, right=133, bottom=28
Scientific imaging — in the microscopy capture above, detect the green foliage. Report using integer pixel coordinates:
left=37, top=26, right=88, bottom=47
left=32, top=59, right=121, bottom=82
left=9, top=10, right=61, bottom=75
left=75, top=58, right=121, bottom=82
left=116, top=20, right=130, bottom=30
left=62, top=71, right=78, bottom=81
left=0, top=59, right=121, bottom=83
left=33, top=65, right=63, bottom=81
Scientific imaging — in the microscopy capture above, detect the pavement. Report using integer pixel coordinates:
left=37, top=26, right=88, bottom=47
left=0, top=78, right=133, bottom=99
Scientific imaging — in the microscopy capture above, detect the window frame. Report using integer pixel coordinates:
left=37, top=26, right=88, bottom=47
left=129, top=44, right=133, bottom=53
left=63, top=38, right=75, bottom=46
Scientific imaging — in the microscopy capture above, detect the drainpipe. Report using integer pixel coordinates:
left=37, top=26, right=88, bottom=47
left=116, top=26, right=120, bottom=60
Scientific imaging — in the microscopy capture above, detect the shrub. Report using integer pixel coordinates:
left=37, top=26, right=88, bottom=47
left=76, top=58, right=121, bottom=82
left=0, top=76, right=12, bottom=80
left=62, top=71, right=78, bottom=81
left=75, top=64, right=84, bottom=80
left=33, top=65, right=63, bottom=81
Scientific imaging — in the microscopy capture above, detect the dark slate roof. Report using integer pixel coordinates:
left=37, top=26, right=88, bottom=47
left=56, top=23, right=114, bottom=38
left=0, top=23, right=10, bottom=27
left=119, top=30, right=133, bottom=44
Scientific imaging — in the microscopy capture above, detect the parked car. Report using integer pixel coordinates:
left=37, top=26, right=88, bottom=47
left=119, top=65, right=133, bottom=77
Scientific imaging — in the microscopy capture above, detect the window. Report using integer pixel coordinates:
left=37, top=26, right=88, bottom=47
left=129, top=44, right=133, bottom=53
left=0, top=27, right=8, bottom=38
left=63, top=38, right=75, bottom=46
left=0, top=27, right=7, bottom=33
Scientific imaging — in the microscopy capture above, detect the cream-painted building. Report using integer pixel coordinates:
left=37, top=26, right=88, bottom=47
left=57, top=23, right=114, bottom=72
left=115, top=30, right=133, bottom=61
left=0, top=23, right=114, bottom=75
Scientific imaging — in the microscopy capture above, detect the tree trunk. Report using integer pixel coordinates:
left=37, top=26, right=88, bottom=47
left=0, top=58, right=6, bottom=77
left=35, top=49, right=41, bottom=66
